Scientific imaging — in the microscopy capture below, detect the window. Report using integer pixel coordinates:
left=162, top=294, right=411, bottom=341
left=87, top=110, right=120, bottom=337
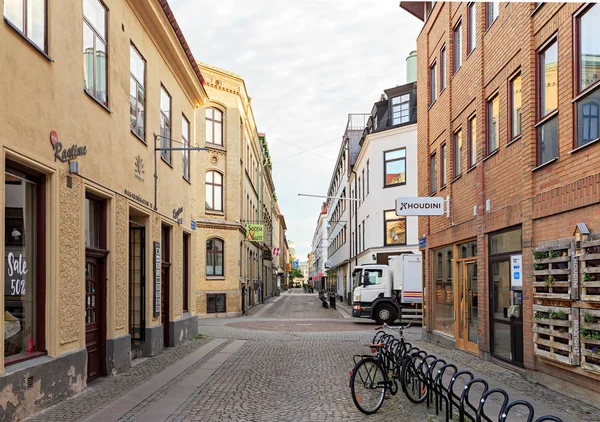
left=85, top=198, right=101, bottom=248
left=468, top=3, right=476, bottom=53
left=392, top=94, right=411, bottom=124
left=182, top=116, right=190, bottom=181
left=160, top=86, right=171, bottom=163
left=4, top=0, right=46, bottom=51
left=183, top=234, right=190, bottom=312
left=454, top=130, right=462, bottom=177
left=366, top=161, right=370, bottom=195
left=83, top=0, right=108, bottom=106
left=207, top=294, right=226, bottom=313
left=206, top=108, right=223, bottom=146
left=205, top=171, right=223, bottom=211
left=365, top=269, right=383, bottom=285
left=433, top=246, right=454, bottom=337
left=575, top=4, right=600, bottom=147
left=130, top=45, right=145, bottom=140
left=487, top=95, right=499, bottom=153
left=430, top=62, right=437, bottom=104
left=206, top=239, right=224, bottom=276
left=357, top=224, right=361, bottom=254
left=509, top=74, right=522, bottom=139
left=440, top=46, right=446, bottom=92
left=486, top=2, right=499, bottom=29
left=440, top=144, right=447, bottom=187
left=4, top=166, right=46, bottom=363
left=538, top=39, right=558, bottom=164
left=425, top=1, right=434, bottom=19
left=430, top=153, right=437, bottom=193
left=384, top=148, right=406, bottom=187
left=468, top=116, right=477, bottom=167
left=358, top=177, right=361, bottom=204
left=384, top=210, right=406, bottom=246
left=361, top=169, right=365, bottom=201
left=362, top=221, right=365, bottom=252
left=453, top=21, right=462, bottom=73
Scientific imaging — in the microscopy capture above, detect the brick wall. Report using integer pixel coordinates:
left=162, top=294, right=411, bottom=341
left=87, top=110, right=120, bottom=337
left=413, top=1, right=600, bottom=391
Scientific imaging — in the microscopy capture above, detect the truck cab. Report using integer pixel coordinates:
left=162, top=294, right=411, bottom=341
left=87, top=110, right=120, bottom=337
left=352, top=254, right=422, bottom=325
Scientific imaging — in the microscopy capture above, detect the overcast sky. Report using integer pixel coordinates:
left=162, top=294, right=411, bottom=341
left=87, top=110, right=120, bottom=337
left=171, top=0, right=423, bottom=260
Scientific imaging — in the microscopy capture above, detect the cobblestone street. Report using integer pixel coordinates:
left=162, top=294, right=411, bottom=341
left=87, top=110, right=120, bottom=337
left=25, top=290, right=600, bottom=422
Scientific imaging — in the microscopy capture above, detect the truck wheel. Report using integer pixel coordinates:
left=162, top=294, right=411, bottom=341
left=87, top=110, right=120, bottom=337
left=374, top=304, right=396, bottom=325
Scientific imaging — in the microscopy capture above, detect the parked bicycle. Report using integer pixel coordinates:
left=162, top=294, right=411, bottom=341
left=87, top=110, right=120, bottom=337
left=349, top=323, right=421, bottom=414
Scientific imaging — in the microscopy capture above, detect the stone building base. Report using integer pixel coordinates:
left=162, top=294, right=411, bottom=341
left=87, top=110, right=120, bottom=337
left=197, top=312, right=243, bottom=319
left=0, top=348, right=87, bottom=422
left=106, top=334, right=131, bottom=376
left=169, top=313, right=198, bottom=346
left=133, top=326, right=163, bottom=357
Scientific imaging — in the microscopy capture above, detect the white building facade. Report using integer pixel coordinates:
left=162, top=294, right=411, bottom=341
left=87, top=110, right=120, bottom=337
left=349, top=82, right=419, bottom=290
left=310, top=203, right=328, bottom=291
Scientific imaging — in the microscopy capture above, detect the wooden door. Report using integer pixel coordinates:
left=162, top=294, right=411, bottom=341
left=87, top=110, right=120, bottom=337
left=161, top=264, right=170, bottom=347
left=85, top=257, right=105, bottom=382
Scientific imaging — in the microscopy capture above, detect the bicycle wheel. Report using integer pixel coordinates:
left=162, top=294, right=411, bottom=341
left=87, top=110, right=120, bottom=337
left=350, top=357, right=387, bottom=414
left=400, top=355, right=428, bottom=404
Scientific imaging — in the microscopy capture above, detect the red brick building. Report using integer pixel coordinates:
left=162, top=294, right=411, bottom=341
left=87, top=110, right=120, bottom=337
left=401, top=1, right=600, bottom=394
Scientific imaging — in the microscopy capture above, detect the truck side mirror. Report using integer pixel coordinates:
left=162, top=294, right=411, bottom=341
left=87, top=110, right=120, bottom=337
left=363, top=273, right=370, bottom=286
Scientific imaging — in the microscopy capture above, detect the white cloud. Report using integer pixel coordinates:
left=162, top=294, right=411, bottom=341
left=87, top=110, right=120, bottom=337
left=170, top=0, right=422, bottom=259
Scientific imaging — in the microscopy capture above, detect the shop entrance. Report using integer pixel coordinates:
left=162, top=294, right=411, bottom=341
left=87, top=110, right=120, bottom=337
left=455, top=240, right=478, bottom=354
left=129, top=219, right=146, bottom=358
left=489, top=228, right=524, bottom=366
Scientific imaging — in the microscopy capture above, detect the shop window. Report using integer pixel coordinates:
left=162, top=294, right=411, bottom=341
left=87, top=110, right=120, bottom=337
left=4, top=166, right=46, bottom=363
left=206, top=238, right=224, bottom=276
left=83, top=0, right=108, bottom=106
left=432, top=246, right=454, bottom=337
left=384, top=210, right=406, bottom=246
left=4, top=0, right=47, bottom=52
left=490, top=229, right=521, bottom=254
left=459, top=240, right=478, bottom=258
left=207, top=294, right=226, bottom=313
left=206, top=108, right=223, bottom=146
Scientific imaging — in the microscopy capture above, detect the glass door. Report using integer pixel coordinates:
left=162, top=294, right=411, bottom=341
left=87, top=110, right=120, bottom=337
left=456, top=260, right=478, bottom=354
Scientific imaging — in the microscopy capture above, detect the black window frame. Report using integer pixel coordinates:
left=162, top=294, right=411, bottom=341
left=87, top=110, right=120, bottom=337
left=129, top=43, right=146, bottom=143
left=383, top=210, right=407, bottom=247
left=206, top=238, right=224, bottom=276
left=207, top=293, right=226, bottom=313
left=383, top=147, right=407, bottom=188
left=4, top=0, right=48, bottom=53
left=83, top=0, right=108, bottom=108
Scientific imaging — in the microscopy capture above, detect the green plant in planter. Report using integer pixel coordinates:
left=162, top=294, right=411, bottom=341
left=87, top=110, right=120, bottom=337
left=544, top=275, right=556, bottom=287
left=584, top=272, right=596, bottom=282
left=548, top=310, right=568, bottom=320
left=533, top=251, right=550, bottom=260
left=581, top=328, right=600, bottom=340
left=584, top=312, right=595, bottom=324
left=533, top=311, right=546, bottom=320
left=534, top=263, right=545, bottom=271
left=550, top=250, right=561, bottom=258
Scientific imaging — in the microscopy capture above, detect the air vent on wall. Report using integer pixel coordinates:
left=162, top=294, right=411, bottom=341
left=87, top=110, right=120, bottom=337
left=26, top=376, right=34, bottom=389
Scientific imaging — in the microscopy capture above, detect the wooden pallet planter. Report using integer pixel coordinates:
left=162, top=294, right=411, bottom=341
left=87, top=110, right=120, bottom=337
left=532, top=243, right=573, bottom=300
left=580, top=308, right=600, bottom=374
left=580, top=239, right=600, bottom=302
left=533, top=304, right=579, bottom=366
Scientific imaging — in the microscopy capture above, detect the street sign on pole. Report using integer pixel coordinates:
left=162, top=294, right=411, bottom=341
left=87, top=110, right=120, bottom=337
left=395, top=197, right=445, bottom=216
left=292, top=260, right=299, bottom=269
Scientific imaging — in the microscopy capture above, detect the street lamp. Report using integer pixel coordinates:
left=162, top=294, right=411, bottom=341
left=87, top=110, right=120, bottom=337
left=153, top=133, right=208, bottom=211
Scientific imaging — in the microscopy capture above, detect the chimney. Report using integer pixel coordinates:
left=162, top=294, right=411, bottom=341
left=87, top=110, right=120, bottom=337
left=406, top=50, right=417, bottom=84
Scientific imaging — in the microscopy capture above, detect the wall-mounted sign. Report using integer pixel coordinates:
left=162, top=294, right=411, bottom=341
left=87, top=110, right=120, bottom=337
left=395, top=197, right=444, bottom=216
left=191, top=220, right=196, bottom=231
left=50, top=130, right=87, bottom=163
left=293, top=260, right=299, bottom=269
left=510, top=254, right=523, bottom=289
left=245, top=224, right=264, bottom=242
left=5, top=251, right=27, bottom=297
left=124, top=189, right=152, bottom=209
left=173, top=207, right=184, bottom=220
left=134, top=155, right=145, bottom=182
left=272, top=247, right=280, bottom=256
left=419, top=237, right=426, bottom=248
left=153, top=241, right=160, bottom=317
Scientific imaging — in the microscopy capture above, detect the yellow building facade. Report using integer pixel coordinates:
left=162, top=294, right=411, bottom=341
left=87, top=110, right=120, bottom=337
left=0, top=0, right=207, bottom=419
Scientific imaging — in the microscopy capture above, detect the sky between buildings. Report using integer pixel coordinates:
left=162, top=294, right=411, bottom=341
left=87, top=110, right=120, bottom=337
left=171, top=0, right=422, bottom=259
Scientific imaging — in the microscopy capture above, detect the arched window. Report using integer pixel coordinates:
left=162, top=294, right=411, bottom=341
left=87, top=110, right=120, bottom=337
left=205, top=171, right=223, bottom=211
left=206, top=108, right=223, bottom=146
left=206, top=238, right=224, bottom=276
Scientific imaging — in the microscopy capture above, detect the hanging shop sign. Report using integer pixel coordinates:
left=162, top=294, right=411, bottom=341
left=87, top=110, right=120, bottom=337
left=124, top=189, right=153, bottom=209
left=50, top=130, right=87, bottom=163
left=153, top=241, right=161, bottom=317
left=395, top=197, right=444, bottom=216
left=271, top=247, right=280, bottom=256
left=172, top=207, right=184, bottom=220
left=245, top=224, right=264, bottom=242
left=191, top=220, right=197, bottom=231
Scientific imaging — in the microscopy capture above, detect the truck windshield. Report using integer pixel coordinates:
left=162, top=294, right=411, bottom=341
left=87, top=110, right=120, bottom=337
left=352, top=270, right=362, bottom=288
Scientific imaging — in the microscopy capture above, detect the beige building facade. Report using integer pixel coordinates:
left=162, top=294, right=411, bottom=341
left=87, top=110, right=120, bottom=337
left=0, top=0, right=208, bottom=419
left=195, top=64, right=280, bottom=317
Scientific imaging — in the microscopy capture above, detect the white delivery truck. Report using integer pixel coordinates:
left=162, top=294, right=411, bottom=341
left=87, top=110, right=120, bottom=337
left=351, top=253, right=423, bottom=325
